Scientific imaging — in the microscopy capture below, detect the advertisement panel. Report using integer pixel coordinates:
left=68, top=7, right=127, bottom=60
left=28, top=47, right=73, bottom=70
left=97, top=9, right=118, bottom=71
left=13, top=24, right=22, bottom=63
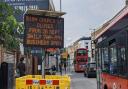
left=24, top=14, right=64, bottom=48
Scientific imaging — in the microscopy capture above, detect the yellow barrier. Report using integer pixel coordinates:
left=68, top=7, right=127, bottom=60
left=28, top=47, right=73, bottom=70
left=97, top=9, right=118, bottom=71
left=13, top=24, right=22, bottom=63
left=16, top=75, right=71, bottom=89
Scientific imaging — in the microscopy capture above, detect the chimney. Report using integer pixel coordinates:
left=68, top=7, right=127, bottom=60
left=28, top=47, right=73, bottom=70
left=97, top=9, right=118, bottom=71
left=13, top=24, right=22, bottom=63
left=126, top=0, right=128, bottom=5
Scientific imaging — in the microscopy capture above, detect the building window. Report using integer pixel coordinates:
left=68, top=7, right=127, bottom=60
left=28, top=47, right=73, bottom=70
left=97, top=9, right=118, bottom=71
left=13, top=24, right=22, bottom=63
left=25, top=6, right=27, bottom=11
left=35, top=5, right=38, bottom=9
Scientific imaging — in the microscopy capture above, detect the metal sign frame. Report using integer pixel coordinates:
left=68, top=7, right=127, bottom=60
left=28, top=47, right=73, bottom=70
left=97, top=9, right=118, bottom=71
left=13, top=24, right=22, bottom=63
left=24, top=14, right=64, bottom=48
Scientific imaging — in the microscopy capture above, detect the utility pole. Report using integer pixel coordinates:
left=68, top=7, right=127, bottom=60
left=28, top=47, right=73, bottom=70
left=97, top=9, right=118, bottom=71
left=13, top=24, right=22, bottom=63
left=60, top=0, right=62, bottom=12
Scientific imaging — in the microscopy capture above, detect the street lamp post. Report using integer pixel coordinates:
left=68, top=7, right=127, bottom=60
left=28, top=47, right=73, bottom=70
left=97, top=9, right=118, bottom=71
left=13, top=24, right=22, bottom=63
left=65, top=38, right=72, bottom=73
left=91, top=29, right=100, bottom=89
left=90, top=29, right=96, bottom=61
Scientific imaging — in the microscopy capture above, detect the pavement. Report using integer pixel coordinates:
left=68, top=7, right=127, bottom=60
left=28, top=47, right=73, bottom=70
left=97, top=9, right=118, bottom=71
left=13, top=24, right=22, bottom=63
left=56, top=67, right=73, bottom=76
left=56, top=71, right=72, bottom=76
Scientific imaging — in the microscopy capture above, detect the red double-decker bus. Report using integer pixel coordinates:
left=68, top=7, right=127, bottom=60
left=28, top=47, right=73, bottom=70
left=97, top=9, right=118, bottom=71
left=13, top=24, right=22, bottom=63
left=95, top=6, right=128, bottom=89
left=74, top=48, right=88, bottom=72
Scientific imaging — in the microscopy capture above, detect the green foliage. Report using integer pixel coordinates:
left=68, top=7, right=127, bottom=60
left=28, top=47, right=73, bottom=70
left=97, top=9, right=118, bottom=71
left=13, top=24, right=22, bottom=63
left=0, top=2, right=24, bottom=51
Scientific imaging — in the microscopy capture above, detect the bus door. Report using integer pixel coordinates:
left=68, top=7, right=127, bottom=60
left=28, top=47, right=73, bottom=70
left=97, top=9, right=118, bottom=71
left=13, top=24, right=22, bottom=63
left=108, top=31, right=128, bottom=89
left=117, top=31, right=128, bottom=89
left=108, top=39, right=118, bottom=89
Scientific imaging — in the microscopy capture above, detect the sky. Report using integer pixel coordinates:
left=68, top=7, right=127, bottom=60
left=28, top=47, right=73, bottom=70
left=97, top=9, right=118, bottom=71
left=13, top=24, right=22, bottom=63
left=52, top=0, right=125, bottom=46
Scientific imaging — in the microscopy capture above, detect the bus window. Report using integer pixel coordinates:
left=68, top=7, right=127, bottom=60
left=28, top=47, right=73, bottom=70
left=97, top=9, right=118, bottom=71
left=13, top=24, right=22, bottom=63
left=77, top=50, right=86, bottom=56
left=101, top=48, right=109, bottom=73
left=118, top=47, right=127, bottom=75
left=109, top=46, right=118, bottom=74
left=98, top=48, right=102, bottom=68
left=77, top=58, right=87, bottom=63
left=117, top=31, right=127, bottom=76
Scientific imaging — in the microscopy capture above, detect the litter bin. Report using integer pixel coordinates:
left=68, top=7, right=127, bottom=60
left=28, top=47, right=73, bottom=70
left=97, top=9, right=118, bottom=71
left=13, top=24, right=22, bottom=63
left=0, top=62, right=14, bottom=89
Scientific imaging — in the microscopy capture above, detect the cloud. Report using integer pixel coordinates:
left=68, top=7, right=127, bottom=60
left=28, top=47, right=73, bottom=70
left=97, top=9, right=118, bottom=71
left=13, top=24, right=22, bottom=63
left=53, top=0, right=125, bottom=45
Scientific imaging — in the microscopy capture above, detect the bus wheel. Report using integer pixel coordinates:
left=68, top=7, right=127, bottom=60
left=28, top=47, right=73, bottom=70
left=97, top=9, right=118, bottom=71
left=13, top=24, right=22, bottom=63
left=104, top=85, right=108, bottom=89
left=84, top=73, right=86, bottom=77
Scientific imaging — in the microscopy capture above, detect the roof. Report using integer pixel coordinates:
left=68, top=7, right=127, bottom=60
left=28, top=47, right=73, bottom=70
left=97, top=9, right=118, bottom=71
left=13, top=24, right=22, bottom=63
left=25, top=9, right=66, bottom=17
left=95, top=6, right=128, bottom=39
left=74, top=37, right=91, bottom=45
left=91, top=21, right=110, bottom=38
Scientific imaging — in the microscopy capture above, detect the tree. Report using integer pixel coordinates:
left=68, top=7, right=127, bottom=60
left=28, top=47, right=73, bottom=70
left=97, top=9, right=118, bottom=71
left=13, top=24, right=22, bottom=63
left=0, top=2, right=23, bottom=51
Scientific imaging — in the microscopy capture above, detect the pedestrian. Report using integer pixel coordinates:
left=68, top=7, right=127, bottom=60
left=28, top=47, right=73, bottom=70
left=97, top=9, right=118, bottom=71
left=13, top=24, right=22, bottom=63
left=59, top=62, right=62, bottom=75
left=51, top=65, right=56, bottom=75
left=17, top=57, right=25, bottom=77
left=64, top=62, right=67, bottom=74
left=51, top=65, right=56, bottom=71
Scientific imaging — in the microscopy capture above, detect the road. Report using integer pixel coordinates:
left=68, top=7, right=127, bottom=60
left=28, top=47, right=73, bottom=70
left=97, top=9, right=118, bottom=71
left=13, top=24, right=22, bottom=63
left=70, top=72, right=97, bottom=89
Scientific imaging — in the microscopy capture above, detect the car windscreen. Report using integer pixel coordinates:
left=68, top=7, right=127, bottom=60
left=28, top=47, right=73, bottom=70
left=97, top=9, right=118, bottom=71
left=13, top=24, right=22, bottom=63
left=89, top=63, right=96, bottom=68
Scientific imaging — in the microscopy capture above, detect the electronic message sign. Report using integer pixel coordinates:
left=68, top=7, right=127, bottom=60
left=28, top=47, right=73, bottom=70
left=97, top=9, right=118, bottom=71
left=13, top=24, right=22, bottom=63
left=24, top=14, right=64, bottom=48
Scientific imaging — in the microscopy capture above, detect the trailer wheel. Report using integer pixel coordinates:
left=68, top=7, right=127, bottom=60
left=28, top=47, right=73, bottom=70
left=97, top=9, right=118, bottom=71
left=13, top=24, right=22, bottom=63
left=104, top=85, right=108, bottom=89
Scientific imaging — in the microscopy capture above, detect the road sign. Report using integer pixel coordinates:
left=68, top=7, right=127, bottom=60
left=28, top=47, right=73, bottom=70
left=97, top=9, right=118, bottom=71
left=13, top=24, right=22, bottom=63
left=61, top=52, right=68, bottom=59
left=24, top=14, right=64, bottom=48
left=33, top=80, right=39, bottom=85
left=46, top=80, right=53, bottom=85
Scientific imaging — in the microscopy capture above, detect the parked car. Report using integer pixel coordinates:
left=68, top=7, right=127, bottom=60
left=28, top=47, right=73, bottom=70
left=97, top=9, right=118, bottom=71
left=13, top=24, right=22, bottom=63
left=84, top=62, right=96, bottom=78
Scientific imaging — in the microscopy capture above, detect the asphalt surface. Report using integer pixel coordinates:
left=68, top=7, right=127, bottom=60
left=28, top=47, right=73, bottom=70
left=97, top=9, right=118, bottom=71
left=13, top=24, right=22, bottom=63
left=70, top=72, right=97, bottom=89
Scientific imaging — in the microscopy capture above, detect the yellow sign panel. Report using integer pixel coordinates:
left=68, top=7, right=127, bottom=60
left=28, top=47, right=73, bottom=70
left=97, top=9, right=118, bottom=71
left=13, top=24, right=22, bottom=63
left=61, top=52, right=68, bottom=59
